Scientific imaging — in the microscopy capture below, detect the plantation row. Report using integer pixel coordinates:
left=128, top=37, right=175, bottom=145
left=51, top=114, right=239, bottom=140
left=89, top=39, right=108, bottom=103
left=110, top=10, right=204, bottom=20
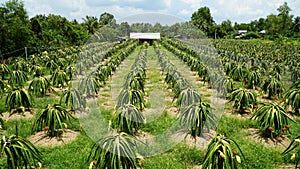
left=0, top=38, right=299, bottom=168
left=0, top=39, right=140, bottom=168
left=162, top=38, right=300, bottom=168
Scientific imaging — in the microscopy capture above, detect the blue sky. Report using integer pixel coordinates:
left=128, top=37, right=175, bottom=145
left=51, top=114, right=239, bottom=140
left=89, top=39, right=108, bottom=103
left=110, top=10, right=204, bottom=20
left=1, top=0, right=300, bottom=24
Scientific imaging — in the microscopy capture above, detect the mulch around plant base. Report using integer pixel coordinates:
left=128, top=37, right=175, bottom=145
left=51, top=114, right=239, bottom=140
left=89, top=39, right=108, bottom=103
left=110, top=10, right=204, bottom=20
left=28, top=129, right=80, bottom=147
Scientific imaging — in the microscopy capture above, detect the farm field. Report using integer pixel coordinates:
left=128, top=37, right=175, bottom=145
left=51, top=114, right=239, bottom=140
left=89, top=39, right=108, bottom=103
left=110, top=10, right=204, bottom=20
left=0, top=38, right=299, bottom=169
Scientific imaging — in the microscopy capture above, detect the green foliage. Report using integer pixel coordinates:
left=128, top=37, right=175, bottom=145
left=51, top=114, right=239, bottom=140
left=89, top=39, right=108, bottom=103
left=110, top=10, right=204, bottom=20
left=228, top=88, right=256, bottom=114
left=282, top=136, right=300, bottom=168
left=5, top=88, right=32, bottom=113
left=0, top=128, right=43, bottom=169
left=239, top=32, right=261, bottom=39
left=50, top=68, right=69, bottom=87
left=191, top=6, right=214, bottom=35
left=216, top=76, right=234, bottom=97
left=178, top=101, right=216, bottom=139
left=284, top=87, right=300, bottom=114
left=251, top=102, right=295, bottom=138
left=246, top=69, right=261, bottom=89
left=116, top=88, right=145, bottom=110
left=177, top=88, right=201, bottom=107
left=0, top=0, right=31, bottom=58
left=60, top=87, right=86, bottom=111
left=229, top=64, right=248, bottom=81
left=9, top=70, right=28, bottom=87
left=30, top=65, right=44, bottom=77
left=29, top=76, right=50, bottom=96
left=0, top=63, right=10, bottom=80
left=111, top=104, right=145, bottom=135
left=202, top=134, right=244, bottom=169
left=78, top=75, right=101, bottom=98
left=32, top=104, right=74, bottom=137
left=88, top=132, right=139, bottom=169
left=262, top=75, right=284, bottom=99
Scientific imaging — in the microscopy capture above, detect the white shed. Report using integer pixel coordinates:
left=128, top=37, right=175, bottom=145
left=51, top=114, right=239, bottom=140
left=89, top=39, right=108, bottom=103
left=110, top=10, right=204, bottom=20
left=130, top=33, right=161, bottom=40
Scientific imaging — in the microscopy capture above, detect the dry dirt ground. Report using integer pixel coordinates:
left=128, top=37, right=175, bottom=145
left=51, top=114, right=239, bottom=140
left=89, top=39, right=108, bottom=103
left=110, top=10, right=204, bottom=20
left=244, top=128, right=291, bottom=149
left=28, top=129, right=79, bottom=147
left=1, top=109, right=36, bottom=121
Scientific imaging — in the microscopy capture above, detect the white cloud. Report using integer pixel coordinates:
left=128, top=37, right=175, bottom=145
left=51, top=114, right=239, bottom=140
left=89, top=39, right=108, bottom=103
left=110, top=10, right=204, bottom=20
left=164, top=0, right=172, bottom=7
left=180, top=0, right=202, bottom=11
left=1, top=0, right=299, bottom=24
left=218, top=0, right=225, bottom=5
left=179, top=9, right=189, bottom=15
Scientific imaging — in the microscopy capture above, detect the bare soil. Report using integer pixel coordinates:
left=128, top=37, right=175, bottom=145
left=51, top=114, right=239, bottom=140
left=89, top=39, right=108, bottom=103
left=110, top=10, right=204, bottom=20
left=182, top=129, right=216, bottom=150
left=244, top=128, right=291, bottom=149
left=28, top=129, right=79, bottom=147
left=2, top=109, right=35, bottom=121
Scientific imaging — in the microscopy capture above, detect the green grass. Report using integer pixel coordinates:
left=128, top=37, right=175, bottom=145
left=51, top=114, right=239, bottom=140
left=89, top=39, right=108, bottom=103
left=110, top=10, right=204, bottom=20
left=0, top=45, right=299, bottom=169
left=141, top=111, right=177, bottom=135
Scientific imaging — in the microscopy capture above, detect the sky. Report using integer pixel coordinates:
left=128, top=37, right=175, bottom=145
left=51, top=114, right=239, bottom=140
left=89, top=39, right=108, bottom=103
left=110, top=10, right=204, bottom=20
left=1, top=0, right=300, bottom=24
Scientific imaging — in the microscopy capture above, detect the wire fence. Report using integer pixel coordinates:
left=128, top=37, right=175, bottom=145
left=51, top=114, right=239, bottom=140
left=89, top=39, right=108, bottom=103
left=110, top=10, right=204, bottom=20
left=0, top=45, right=79, bottom=63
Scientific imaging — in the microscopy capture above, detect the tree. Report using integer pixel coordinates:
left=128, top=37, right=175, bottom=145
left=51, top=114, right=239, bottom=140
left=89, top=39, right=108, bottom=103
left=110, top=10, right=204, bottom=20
left=257, top=18, right=266, bottom=31
left=221, top=20, right=234, bottom=36
left=119, top=22, right=130, bottom=36
left=0, top=0, right=31, bottom=58
left=277, top=2, right=293, bottom=34
left=292, top=16, right=300, bottom=34
left=82, top=16, right=99, bottom=34
left=99, top=12, right=114, bottom=26
left=191, top=7, right=214, bottom=35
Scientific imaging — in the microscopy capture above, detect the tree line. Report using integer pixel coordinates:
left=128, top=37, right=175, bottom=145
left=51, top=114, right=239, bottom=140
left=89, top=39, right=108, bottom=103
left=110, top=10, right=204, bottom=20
left=1, top=0, right=299, bottom=59
left=191, top=2, right=300, bottom=39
